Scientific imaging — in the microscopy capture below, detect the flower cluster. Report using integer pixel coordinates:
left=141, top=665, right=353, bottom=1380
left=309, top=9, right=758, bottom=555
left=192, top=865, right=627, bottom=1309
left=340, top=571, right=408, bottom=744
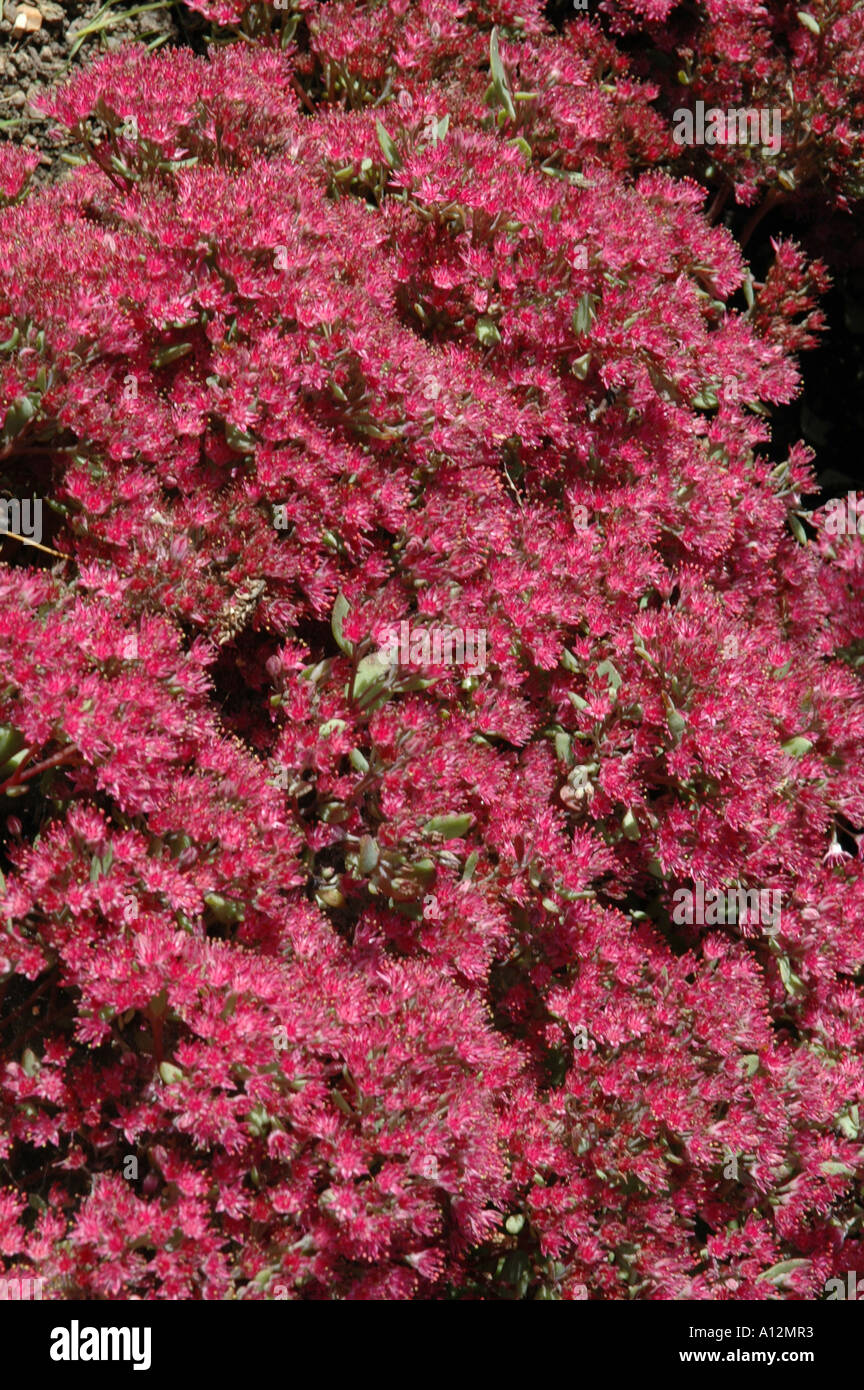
left=0, top=4, right=861, bottom=1300
left=604, top=0, right=864, bottom=214
left=181, top=0, right=864, bottom=216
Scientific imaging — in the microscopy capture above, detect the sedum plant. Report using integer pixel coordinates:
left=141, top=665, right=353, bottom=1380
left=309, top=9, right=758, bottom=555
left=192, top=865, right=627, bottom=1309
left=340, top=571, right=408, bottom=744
left=0, top=2, right=860, bottom=1300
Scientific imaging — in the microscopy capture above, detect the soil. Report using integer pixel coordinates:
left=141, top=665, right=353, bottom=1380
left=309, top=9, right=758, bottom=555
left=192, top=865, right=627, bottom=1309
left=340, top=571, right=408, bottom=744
left=0, top=0, right=193, bottom=182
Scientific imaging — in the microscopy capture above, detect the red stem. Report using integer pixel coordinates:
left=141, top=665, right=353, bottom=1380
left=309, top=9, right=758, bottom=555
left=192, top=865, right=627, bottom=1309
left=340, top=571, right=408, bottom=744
left=0, top=746, right=78, bottom=797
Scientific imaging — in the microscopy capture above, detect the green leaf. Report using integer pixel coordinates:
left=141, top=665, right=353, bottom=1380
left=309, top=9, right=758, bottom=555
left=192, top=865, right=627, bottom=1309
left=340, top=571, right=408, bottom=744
left=2, top=395, right=37, bottom=439
left=489, top=26, right=507, bottom=89
left=742, top=272, right=755, bottom=311
left=476, top=316, right=502, bottom=347
left=423, top=812, right=474, bottom=839
left=159, top=1061, right=184, bottom=1085
left=462, top=850, right=480, bottom=881
left=508, top=136, right=532, bottom=158
left=572, top=293, right=596, bottom=337
left=780, top=736, right=813, bottom=757
left=317, top=885, right=345, bottom=908
left=349, top=748, right=369, bottom=773
left=21, top=1048, right=39, bottom=1077
left=351, top=651, right=392, bottom=703
left=819, top=1161, right=855, bottom=1177
left=246, top=1103, right=271, bottom=1137
left=152, top=341, right=192, bottom=369
left=797, top=10, right=821, bottom=34
left=331, top=592, right=352, bottom=655
left=756, top=1258, right=810, bottom=1284
left=488, top=28, right=516, bottom=120
left=621, top=808, right=641, bottom=841
left=560, top=648, right=579, bottom=673
left=319, top=718, right=347, bottom=739
left=666, top=705, right=687, bottom=741
left=203, top=892, right=245, bottom=925
left=375, top=119, right=402, bottom=169
left=554, top=731, right=572, bottom=765
left=788, top=513, right=808, bottom=544
left=778, top=955, right=805, bottom=997
left=358, top=835, right=379, bottom=874
left=838, top=1105, right=859, bottom=1139
left=1, top=748, right=30, bottom=779
left=0, top=724, right=25, bottom=768
left=596, top=659, right=622, bottom=691
left=224, top=422, right=255, bottom=454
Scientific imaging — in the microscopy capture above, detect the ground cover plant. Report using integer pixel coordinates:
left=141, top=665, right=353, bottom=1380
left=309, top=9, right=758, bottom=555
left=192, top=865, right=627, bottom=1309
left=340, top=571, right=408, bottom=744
left=0, top=0, right=862, bottom=1300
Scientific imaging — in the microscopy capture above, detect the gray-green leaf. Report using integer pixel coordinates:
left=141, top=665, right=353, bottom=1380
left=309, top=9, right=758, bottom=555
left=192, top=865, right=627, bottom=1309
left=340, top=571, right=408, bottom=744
left=780, top=735, right=813, bottom=757
left=756, top=1258, right=810, bottom=1284
left=331, top=592, right=352, bottom=655
left=423, top=813, right=474, bottom=839
left=488, top=28, right=516, bottom=120
left=476, top=316, right=502, bottom=347
left=375, top=119, right=402, bottom=169
left=621, top=808, right=641, bottom=841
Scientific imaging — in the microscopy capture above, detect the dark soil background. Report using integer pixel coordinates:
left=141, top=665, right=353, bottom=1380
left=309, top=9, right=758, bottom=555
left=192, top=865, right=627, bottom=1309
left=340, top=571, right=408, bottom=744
left=1, top=0, right=861, bottom=506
